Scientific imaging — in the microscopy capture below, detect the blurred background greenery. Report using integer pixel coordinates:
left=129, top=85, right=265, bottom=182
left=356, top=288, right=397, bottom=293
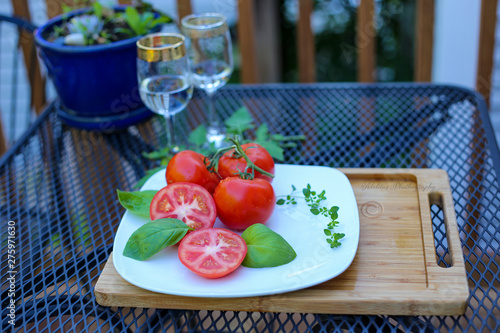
left=229, top=0, right=416, bottom=84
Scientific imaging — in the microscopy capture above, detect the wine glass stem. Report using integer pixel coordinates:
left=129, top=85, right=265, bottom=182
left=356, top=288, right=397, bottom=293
left=207, top=90, right=219, bottom=130
left=205, top=89, right=226, bottom=148
left=164, top=113, right=178, bottom=151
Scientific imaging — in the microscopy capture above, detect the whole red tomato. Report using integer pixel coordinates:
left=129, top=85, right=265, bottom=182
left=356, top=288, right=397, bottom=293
left=166, top=150, right=220, bottom=194
left=218, top=143, right=275, bottom=182
left=213, top=177, right=276, bottom=230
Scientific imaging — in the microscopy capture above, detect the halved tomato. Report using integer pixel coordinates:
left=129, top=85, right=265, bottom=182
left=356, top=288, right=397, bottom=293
left=150, top=183, right=216, bottom=230
left=178, top=228, right=247, bottom=279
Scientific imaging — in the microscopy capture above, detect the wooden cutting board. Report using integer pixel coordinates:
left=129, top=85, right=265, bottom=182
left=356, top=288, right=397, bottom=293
left=95, top=168, right=469, bottom=315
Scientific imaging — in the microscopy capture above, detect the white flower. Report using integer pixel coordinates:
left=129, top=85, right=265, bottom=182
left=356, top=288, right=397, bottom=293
left=67, top=15, right=104, bottom=37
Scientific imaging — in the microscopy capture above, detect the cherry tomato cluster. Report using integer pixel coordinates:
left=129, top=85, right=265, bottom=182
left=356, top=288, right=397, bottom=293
left=149, top=142, right=276, bottom=279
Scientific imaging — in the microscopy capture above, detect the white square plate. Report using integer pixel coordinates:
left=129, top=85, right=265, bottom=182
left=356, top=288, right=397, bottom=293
left=113, top=164, right=360, bottom=297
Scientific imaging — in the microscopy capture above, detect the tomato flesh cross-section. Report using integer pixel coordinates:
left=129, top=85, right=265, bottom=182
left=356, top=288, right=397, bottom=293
left=178, top=228, right=248, bottom=279
left=150, top=182, right=216, bottom=230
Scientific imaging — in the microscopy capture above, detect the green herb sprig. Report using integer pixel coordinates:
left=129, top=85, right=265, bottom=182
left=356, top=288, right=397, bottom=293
left=277, top=184, right=345, bottom=248
left=322, top=206, right=344, bottom=248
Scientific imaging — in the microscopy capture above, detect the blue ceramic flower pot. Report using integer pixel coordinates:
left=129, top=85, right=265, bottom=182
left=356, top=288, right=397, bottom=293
left=34, top=6, right=157, bottom=130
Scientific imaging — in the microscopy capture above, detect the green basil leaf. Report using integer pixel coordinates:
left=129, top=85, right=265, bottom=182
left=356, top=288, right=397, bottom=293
left=123, top=218, right=192, bottom=261
left=117, top=189, right=157, bottom=217
left=241, top=224, right=296, bottom=268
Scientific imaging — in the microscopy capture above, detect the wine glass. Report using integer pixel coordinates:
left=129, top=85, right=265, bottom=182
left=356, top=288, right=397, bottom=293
left=181, top=13, right=234, bottom=147
left=137, top=33, right=193, bottom=152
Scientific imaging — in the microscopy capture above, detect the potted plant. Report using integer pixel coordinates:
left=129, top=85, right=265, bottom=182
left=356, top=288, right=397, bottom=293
left=34, top=1, right=172, bottom=130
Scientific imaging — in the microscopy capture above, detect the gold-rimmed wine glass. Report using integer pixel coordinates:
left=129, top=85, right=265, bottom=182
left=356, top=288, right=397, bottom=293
left=137, top=33, right=193, bottom=152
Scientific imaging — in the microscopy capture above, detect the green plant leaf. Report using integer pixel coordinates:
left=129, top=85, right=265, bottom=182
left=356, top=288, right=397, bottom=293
left=142, top=147, right=171, bottom=160
left=241, top=224, right=296, bottom=268
left=255, top=123, right=269, bottom=141
left=334, top=233, right=345, bottom=240
left=62, top=4, right=73, bottom=13
left=138, top=12, right=154, bottom=33
left=255, top=140, right=284, bottom=161
left=113, top=27, right=134, bottom=37
left=271, top=133, right=306, bottom=142
left=123, top=218, right=192, bottom=261
left=152, top=16, right=172, bottom=25
left=125, top=6, right=141, bottom=35
left=142, top=12, right=155, bottom=24
left=117, top=189, right=157, bottom=217
left=93, top=1, right=103, bottom=19
left=188, top=124, right=208, bottom=146
left=225, top=107, right=254, bottom=136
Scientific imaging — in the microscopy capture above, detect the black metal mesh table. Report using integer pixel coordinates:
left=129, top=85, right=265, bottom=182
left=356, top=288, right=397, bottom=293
left=1, top=83, right=499, bottom=332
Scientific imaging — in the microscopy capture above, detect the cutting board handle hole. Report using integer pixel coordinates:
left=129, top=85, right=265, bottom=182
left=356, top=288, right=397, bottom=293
left=429, top=192, right=453, bottom=268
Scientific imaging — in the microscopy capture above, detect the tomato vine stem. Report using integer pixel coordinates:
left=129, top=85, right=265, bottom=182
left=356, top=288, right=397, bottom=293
left=206, top=136, right=275, bottom=180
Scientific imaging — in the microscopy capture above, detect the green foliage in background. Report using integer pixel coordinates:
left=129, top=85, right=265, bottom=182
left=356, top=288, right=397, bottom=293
left=229, top=0, right=415, bottom=83
left=280, top=0, right=415, bottom=82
